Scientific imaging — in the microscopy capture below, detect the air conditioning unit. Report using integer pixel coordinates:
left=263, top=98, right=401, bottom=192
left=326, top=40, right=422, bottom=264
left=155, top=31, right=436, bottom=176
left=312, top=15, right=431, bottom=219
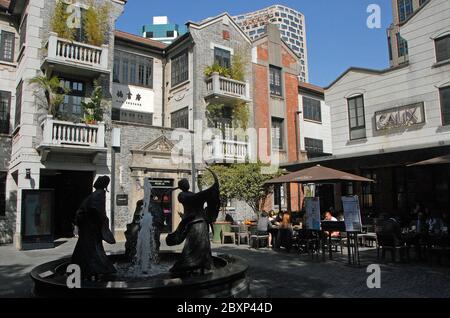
left=112, top=128, right=121, bottom=148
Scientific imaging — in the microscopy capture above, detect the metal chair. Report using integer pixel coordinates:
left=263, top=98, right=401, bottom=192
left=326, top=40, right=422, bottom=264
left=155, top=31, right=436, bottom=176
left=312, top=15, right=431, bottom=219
left=376, top=233, right=409, bottom=262
left=221, top=226, right=236, bottom=245
left=249, top=226, right=269, bottom=249
left=236, top=224, right=249, bottom=245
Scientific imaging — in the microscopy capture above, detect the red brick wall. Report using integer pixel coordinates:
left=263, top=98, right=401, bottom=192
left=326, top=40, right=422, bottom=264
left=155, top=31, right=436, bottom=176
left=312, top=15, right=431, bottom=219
left=253, top=62, right=271, bottom=162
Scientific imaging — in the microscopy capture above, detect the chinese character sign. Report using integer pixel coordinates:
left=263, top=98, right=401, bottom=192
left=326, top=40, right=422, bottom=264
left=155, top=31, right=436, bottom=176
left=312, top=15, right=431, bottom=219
left=342, top=196, right=362, bottom=232
left=305, top=197, right=321, bottom=231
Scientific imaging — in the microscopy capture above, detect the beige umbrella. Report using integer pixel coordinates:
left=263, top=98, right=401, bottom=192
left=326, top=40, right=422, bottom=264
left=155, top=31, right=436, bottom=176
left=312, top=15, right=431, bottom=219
left=265, top=165, right=374, bottom=184
left=407, top=154, right=450, bottom=167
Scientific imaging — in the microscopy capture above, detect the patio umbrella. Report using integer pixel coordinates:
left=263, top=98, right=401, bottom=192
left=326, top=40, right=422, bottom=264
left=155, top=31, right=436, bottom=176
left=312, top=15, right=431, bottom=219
left=265, top=164, right=374, bottom=184
left=407, top=154, right=450, bottom=167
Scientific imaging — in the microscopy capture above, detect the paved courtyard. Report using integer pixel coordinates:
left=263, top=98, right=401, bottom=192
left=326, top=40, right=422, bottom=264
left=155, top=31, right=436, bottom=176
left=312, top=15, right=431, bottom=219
left=1, top=238, right=450, bottom=298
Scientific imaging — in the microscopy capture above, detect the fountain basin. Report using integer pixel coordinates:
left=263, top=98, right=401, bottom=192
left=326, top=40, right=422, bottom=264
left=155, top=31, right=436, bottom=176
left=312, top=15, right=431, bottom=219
left=30, top=252, right=249, bottom=298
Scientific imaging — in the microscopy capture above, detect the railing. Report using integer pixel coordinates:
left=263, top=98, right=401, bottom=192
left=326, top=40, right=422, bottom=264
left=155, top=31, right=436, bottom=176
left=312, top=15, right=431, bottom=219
left=206, top=138, right=249, bottom=162
left=40, top=116, right=105, bottom=148
left=46, top=32, right=108, bottom=70
left=206, top=73, right=251, bottom=101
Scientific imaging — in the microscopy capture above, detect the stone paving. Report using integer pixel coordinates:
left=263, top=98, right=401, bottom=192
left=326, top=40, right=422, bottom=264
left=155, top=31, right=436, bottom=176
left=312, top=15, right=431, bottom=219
left=1, top=238, right=450, bottom=298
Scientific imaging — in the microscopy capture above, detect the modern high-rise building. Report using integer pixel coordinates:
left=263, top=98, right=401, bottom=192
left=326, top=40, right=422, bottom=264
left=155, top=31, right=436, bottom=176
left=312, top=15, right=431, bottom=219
left=387, top=0, right=429, bottom=67
left=142, top=16, right=187, bottom=44
left=233, top=5, right=308, bottom=82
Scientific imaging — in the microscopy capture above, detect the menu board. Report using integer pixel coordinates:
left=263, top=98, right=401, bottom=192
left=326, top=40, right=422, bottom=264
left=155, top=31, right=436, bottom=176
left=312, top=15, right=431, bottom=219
left=342, top=196, right=362, bottom=232
left=305, top=197, right=321, bottom=231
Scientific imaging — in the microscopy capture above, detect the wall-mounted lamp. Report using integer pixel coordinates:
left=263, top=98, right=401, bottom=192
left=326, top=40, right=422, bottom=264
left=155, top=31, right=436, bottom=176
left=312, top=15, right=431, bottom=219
left=25, top=169, right=31, bottom=180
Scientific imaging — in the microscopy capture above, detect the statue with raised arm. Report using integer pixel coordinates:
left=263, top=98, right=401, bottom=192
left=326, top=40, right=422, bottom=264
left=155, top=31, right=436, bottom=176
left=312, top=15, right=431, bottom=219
left=71, top=176, right=116, bottom=280
left=166, top=168, right=220, bottom=274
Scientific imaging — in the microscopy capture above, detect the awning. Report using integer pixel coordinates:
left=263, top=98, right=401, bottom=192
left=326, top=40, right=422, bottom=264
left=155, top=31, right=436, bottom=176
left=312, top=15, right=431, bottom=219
left=407, top=154, right=450, bottom=167
left=265, top=165, right=374, bottom=184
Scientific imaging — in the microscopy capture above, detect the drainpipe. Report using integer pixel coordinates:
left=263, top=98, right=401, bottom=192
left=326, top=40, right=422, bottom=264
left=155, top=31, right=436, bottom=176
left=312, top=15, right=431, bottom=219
left=295, top=110, right=302, bottom=211
left=161, top=58, right=167, bottom=127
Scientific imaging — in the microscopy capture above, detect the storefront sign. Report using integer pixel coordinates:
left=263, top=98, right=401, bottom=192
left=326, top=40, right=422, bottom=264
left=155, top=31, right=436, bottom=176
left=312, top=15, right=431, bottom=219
left=305, top=197, right=321, bottom=231
left=149, top=179, right=174, bottom=188
left=342, top=196, right=362, bottom=232
left=116, top=194, right=129, bottom=206
left=21, top=189, right=55, bottom=250
left=112, top=83, right=154, bottom=114
left=375, top=102, right=425, bottom=131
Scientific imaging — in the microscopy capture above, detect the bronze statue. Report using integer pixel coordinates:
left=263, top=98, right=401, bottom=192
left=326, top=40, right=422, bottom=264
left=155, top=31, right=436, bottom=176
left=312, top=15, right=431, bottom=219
left=166, top=169, right=220, bottom=274
left=71, top=176, right=116, bottom=279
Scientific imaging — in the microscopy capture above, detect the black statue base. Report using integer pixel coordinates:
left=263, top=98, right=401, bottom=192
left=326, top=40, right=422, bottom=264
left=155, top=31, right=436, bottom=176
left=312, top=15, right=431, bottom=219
left=30, top=252, right=249, bottom=298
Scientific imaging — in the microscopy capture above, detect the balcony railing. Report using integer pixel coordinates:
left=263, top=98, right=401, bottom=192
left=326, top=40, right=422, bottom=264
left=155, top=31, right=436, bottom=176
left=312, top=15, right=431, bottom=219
left=46, top=32, right=108, bottom=71
left=205, top=138, right=249, bottom=163
left=40, top=116, right=105, bottom=149
left=205, top=73, right=251, bottom=102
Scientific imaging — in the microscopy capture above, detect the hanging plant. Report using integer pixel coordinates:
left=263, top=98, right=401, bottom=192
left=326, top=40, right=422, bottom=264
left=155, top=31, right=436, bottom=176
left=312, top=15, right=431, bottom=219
left=83, top=1, right=110, bottom=46
left=50, top=0, right=75, bottom=41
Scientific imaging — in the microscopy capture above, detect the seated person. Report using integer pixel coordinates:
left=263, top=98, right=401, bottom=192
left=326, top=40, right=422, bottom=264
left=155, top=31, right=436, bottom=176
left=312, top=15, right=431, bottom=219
left=427, top=211, right=444, bottom=236
left=276, top=212, right=293, bottom=251
left=323, top=211, right=340, bottom=238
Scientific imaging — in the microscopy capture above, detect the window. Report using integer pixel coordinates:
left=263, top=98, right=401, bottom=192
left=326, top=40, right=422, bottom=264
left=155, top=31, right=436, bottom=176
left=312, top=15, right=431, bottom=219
left=0, top=31, right=15, bottom=62
left=269, top=65, right=282, bottom=96
left=0, top=172, right=5, bottom=217
left=435, top=34, right=450, bottom=63
left=113, top=51, right=153, bottom=88
left=305, top=138, right=324, bottom=157
left=60, top=79, right=85, bottom=120
left=274, top=184, right=286, bottom=208
left=171, top=107, right=189, bottom=129
left=171, top=50, right=189, bottom=87
left=19, top=15, right=27, bottom=49
left=440, top=86, right=450, bottom=126
left=271, top=117, right=284, bottom=150
left=397, top=33, right=408, bottom=57
left=166, top=30, right=174, bottom=38
left=303, top=97, right=321, bottom=122
left=347, top=95, right=366, bottom=140
left=0, top=91, right=11, bottom=134
left=14, top=81, right=22, bottom=129
left=362, top=170, right=377, bottom=209
left=397, top=0, right=413, bottom=23
left=146, top=32, right=154, bottom=38
left=214, top=47, right=231, bottom=69
left=111, top=108, right=153, bottom=125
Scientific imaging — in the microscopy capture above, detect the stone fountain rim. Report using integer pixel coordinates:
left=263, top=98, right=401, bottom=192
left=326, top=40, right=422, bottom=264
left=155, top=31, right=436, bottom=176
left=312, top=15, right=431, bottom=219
left=30, top=251, right=248, bottom=294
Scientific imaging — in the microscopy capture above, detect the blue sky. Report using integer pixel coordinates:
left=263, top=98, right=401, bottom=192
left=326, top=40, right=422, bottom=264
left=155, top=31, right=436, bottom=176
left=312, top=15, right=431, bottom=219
left=117, top=0, right=393, bottom=87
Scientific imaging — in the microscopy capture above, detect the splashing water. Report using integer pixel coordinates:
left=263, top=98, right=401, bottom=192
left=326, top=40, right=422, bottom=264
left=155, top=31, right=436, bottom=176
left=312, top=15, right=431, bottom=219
left=116, top=179, right=172, bottom=278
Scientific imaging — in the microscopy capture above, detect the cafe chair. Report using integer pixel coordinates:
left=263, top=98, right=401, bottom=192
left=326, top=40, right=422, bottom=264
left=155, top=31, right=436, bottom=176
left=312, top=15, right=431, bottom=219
left=236, top=224, right=250, bottom=245
left=376, top=233, right=410, bottom=262
left=249, top=227, right=269, bottom=249
left=221, top=228, right=236, bottom=245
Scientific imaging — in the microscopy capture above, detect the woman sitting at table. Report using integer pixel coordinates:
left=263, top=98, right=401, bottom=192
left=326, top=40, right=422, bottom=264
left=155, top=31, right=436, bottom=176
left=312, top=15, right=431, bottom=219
left=276, top=212, right=293, bottom=252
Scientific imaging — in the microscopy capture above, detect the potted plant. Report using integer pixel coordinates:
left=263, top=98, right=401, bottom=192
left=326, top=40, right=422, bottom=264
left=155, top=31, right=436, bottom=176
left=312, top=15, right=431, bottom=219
left=81, top=81, right=105, bottom=125
left=29, top=75, right=69, bottom=120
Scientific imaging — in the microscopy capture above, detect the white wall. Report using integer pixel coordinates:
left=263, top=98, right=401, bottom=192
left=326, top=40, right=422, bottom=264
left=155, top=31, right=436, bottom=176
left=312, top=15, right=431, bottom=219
left=299, top=93, right=332, bottom=155
left=325, top=0, right=450, bottom=157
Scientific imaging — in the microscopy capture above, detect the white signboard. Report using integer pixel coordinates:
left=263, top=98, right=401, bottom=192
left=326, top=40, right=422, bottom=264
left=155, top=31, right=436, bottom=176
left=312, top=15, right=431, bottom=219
left=305, top=197, right=321, bottom=231
left=375, top=102, right=425, bottom=131
left=112, top=83, right=154, bottom=113
left=342, top=196, right=362, bottom=232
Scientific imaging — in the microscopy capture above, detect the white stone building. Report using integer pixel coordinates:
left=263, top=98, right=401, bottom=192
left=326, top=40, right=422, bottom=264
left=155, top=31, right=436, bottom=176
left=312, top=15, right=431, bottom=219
left=287, top=0, right=450, bottom=219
